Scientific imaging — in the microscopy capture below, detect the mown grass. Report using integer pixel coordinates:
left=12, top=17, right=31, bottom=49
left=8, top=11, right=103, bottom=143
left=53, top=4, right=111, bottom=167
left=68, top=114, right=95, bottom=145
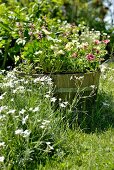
left=41, top=129, right=114, bottom=170
left=1, top=63, right=114, bottom=170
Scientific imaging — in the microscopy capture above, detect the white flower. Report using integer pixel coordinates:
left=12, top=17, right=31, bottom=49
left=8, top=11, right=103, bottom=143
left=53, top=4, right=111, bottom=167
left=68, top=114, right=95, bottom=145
left=15, top=129, right=23, bottom=135
left=70, top=76, right=73, bottom=80
left=64, top=101, right=68, bottom=105
left=29, top=107, right=33, bottom=111
left=33, top=107, right=39, bottom=112
left=17, top=86, right=25, bottom=93
left=102, top=102, right=110, bottom=107
left=34, top=77, right=41, bottom=83
left=40, top=125, right=45, bottom=129
left=15, top=129, right=30, bottom=138
left=42, top=28, right=51, bottom=35
left=0, top=106, right=8, bottom=113
left=59, top=101, right=68, bottom=108
left=19, top=109, right=26, bottom=115
left=45, top=94, right=50, bottom=98
left=60, top=103, right=66, bottom=108
left=90, top=85, right=95, bottom=89
left=34, top=51, right=43, bottom=55
left=0, top=115, right=6, bottom=120
left=42, top=120, right=50, bottom=125
left=7, top=109, right=15, bottom=114
left=22, top=130, right=31, bottom=138
left=22, top=115, right=28, bottom=125
left=0, top=92, right=7, bottom=100
left=0, top=156, right=4, bottom=162
left=0, top=142, right=5, bottom=147
left=102, top=74, right=106, bottom=80
left=0, top=95, right=4, bottom=100
left=46, top=142, right=54, bottom=150
left=12, top=89, right=17, bottom=94
left=100, top=64, right=107, bottom=72
left=3, top=80, right=14, bottom=88
left=11, top=98, right=14, bottom=102
left=75, top=76, right=84, bottom=80
left=51, top=97, right=57, bottom=103
left=56, top=50, right=65, bottom=55
left=27, top=89, right=32, bottom=92
left=24, top=80, right=28, bottom=84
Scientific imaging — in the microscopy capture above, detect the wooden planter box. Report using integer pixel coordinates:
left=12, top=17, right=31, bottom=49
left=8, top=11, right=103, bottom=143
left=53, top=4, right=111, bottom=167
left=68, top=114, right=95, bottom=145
left=17, top=71, right=100, bottom=109
left=51, top=71, right=100, bottom=103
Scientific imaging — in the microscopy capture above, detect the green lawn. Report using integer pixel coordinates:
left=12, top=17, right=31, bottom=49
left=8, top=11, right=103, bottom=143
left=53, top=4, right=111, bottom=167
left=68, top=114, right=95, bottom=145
left=42, top=129, right=114, bottom=170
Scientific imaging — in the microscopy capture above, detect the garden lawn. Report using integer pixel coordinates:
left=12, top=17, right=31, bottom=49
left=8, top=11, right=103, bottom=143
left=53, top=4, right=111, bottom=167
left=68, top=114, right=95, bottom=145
left=42, top=129, right=114, bottom=170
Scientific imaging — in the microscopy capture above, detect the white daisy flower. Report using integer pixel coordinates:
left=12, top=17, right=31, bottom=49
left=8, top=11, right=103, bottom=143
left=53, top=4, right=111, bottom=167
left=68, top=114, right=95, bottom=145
left=15, top=129, right=23, bottom=135
left=33, top=107, right=39, bottom=112
left=22, top=130, right=31, bottom=138
left=0, top=156, right=4, bottom=162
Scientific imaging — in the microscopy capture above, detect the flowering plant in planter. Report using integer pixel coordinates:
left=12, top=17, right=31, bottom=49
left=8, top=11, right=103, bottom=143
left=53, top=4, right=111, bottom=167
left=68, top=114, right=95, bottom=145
left=20, top=22, right=110, bottom=74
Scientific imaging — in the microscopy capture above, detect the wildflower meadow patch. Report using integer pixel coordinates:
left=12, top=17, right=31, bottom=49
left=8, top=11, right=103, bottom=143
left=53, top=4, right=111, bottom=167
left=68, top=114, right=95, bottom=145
left=0, top=70, right=68, bottom=170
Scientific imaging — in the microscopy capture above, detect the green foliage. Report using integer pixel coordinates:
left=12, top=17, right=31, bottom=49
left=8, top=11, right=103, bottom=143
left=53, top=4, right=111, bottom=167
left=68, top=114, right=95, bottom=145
left=20, top=23, right=109, bottom=73
left=0, top=0, right=64, bottom=69
left=0, top=0, right=111, bottom=71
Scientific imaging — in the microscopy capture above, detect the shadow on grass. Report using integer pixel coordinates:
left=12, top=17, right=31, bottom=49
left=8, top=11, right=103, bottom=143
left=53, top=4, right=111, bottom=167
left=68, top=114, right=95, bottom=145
left=65, top=91, right=114, bottom=133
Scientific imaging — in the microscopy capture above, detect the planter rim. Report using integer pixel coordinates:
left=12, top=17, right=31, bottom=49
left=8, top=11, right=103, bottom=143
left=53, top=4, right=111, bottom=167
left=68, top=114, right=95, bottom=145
left=15, top=70, right=101, bottom=77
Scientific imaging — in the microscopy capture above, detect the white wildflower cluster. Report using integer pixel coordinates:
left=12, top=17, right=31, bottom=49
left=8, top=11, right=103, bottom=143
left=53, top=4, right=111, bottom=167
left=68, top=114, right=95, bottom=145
left=12, top=86, right=25, bottom=94
left=33, top=76, right=52, bottom=85
left=28, top=106, right=39, bottom=112
left=1, top=70, right=30, bottom=95
left=2, top=79, right=15, bottom=88
left=6, top=71, right=17, bottom=79
left=7, top=109, right=16, bottom=114
left=15, top=129, right=31, bottom=138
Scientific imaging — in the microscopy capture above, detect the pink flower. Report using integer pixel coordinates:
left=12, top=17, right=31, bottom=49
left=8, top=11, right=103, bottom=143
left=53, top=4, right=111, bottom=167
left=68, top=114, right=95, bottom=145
left=94, top=40, right=100, bottom=45
left=86, top=54, right=95, bottom=61
left=102, top=39, right=110, bottom=44
left=71, top=52, right=78, bottom=58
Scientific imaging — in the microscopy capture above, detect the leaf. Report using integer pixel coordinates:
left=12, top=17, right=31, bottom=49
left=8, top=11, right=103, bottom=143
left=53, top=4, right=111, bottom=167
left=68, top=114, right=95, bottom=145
left=0, top=21, right=12, bottom=32
left=0, top=39, right=5, bottom=48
